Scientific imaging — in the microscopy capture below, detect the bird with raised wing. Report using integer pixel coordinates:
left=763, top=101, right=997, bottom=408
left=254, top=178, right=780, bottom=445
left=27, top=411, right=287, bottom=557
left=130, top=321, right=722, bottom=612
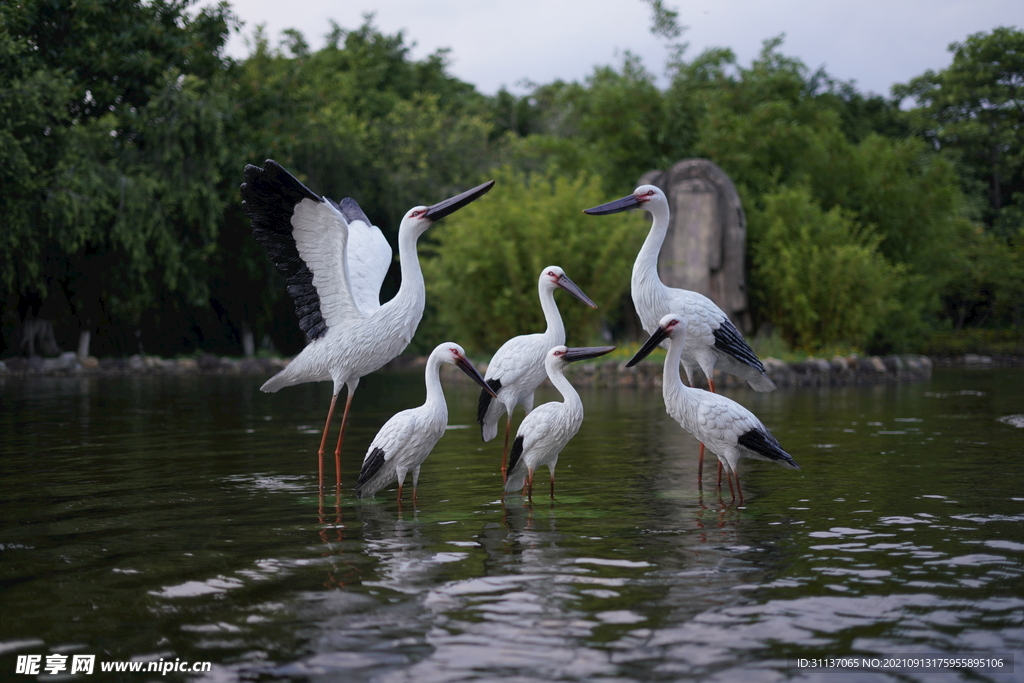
left=504, top=345, right=616, bottom=501
left=241, top=160, right=494, bottom=492
left=355, top=342, right=496, bottom=502
left=477, top=266, right=597, bottom=481
left=627, top=314, right=799, bottom=505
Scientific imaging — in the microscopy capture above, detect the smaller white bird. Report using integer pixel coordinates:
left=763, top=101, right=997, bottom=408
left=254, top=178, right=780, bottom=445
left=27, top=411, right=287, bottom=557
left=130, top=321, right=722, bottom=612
left=504, top=345, right=616, bottom=500
left=477, top=266, right=597, bottom=480
left=355, top=343, right=496, bottom=502
left=627, top=314, right=799, bottom=505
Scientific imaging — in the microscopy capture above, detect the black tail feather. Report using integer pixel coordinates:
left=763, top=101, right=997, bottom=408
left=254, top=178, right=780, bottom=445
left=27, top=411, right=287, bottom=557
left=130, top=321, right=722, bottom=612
left=476, top=378, right=502, bottom=433
left=506, top=435, right=525, bottom=476
left=737, top=428, right=799, bottom=468
left=355, top=447, right=387, bottom=497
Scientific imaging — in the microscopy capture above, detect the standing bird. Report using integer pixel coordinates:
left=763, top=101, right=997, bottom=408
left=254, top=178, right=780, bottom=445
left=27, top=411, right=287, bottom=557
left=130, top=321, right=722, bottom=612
left=241, top=160, right=494, bottom=492
left=477, top=266, right=597, bottom=481
left=504, top=345, right=616, bottom=501
left=584, top=185, right=774, bottom=393
left=584, top=185, right=775, bottom=485
left=627, top=314, right=799, bottom=505
left=355, top=342, right=496, bottom=502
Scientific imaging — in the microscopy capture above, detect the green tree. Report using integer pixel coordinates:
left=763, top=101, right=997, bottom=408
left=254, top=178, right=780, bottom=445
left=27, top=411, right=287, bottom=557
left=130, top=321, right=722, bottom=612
left=0, top=0, right=237, bottom=357
left=751, top=185, right=907, bottom=350
left=896, top=27, right=1024, bottom=235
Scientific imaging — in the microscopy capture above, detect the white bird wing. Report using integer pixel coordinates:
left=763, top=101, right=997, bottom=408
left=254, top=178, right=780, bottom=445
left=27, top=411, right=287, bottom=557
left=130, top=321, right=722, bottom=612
left=242, top=161, right=362, bottom=340
left=486, top=332, right=547, bottom=384
left=334, top=197, right=392, bottom=315
left=695, top=392, right=759, bottom=444
left=290, top=197, right=362, bottom=331
left=669, top=289, right=721, bottom=350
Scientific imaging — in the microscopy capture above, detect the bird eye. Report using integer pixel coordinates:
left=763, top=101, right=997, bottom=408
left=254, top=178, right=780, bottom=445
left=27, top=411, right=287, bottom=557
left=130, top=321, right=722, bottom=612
left=646, top=189, right=656, bottom=196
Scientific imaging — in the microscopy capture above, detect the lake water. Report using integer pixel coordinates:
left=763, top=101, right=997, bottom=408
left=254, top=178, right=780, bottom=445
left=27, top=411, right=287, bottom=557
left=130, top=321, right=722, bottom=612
left=0, top=367, right=1021, bottom=682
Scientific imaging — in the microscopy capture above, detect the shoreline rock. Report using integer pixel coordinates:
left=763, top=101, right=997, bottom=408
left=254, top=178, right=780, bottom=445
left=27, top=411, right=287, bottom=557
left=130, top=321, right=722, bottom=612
left=1, top=351, right=1019, bottom=384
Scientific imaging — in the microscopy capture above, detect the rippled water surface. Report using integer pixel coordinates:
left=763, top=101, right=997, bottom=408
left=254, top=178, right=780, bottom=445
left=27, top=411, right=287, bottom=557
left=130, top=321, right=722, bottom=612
left=1, top=368, right=1022, bottom=682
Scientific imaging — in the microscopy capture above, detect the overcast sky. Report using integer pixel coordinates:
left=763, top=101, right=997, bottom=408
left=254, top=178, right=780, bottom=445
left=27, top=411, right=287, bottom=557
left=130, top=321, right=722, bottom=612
left=201, top=0, right=1023, bottom=98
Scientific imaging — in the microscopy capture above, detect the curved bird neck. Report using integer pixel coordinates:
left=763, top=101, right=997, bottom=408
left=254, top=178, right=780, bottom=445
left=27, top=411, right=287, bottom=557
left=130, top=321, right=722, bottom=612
left=546, top=361, right=583, bottom=417
left=663, top=334, right=694, bottom=412
left=422, top=353, right=449, bottom=420
left=538, top=284, right=565, bottom=344
left=631, top=200, right=672, bottom=304
left=385, top=223, right=426, bottom=322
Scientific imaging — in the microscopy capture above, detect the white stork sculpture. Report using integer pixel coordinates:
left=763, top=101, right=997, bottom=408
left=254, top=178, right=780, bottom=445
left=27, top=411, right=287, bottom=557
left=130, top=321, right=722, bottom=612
left=627, top=313, right=799, bottom=505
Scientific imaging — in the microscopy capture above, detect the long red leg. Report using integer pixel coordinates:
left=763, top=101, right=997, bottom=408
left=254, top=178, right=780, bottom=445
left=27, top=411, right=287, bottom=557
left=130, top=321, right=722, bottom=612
left=726, top=469, right=736, bottom=505
left=332, top=391, right=354, bottom=490
left=317, top=394, right=340, bottom=492
left=549, top=472, right=555, bottom=499
left=501, top=414, right=512, bottom=483
left=699, top=378, right=715, bottom=488
left=397, top=481, right=403, bottom=502
left=735, top=472, right=744, bottom=506
left=527, top=469, right=534, bottom=502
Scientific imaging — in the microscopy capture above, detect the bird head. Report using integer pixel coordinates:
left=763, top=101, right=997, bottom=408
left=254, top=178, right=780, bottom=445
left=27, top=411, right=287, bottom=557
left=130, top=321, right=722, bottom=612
left=539, top=266, right=597, bottom=308
left=583, top=184, right=665, bottom=216
left=436, top=342, right=496, bottom=397
left=400, top=180, right=495, bottom=236
left=626, top=313, right=686, bottom=367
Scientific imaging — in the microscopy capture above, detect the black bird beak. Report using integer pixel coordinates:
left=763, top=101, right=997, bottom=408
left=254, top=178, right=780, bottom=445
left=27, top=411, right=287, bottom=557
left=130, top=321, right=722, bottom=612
left=626, top=326, right=671, bottom=367
left=564, top=346, right=616, bottom=363
left=456, top=355, right=497, bottom=397
left=425, top=180, right=495, bottom=221
left=556, top=274, right=598, bottom=309
left=583, top=194, right=641, bottom=216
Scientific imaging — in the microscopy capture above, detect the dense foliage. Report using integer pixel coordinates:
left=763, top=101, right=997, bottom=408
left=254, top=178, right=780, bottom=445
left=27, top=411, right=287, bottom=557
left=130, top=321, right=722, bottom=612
left=1, top=1, right=1021, bottom=359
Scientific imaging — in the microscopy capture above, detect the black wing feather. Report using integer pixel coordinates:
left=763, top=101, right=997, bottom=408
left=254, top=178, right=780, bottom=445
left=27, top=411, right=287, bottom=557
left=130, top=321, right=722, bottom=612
left=241, top=160, right=329, bottom=341
left=737, top=428, right=799, bottom=468
left=713, top=318, right=764, bottom=372
left=476, top=378, right=502, bottom=435
left=506, top=435, right=525, bottom=477
left=355, top=447, right=387, bottom=497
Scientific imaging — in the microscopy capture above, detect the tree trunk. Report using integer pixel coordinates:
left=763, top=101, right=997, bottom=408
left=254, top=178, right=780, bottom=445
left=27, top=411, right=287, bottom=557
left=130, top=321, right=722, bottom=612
left=77, top=329, right=91, bottom=359
left=242, top=321, right=255, bottom=358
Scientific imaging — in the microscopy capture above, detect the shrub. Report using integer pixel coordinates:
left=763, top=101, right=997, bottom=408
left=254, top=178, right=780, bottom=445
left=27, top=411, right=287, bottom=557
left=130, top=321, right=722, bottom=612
left=751, top=185, right=907, bottom=351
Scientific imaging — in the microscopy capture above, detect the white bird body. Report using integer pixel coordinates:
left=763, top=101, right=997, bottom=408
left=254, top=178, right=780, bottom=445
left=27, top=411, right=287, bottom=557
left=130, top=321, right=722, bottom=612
left=504, top=346, right=615, bottom=498
left=355, top=342, right=494, bottom=500
left=477, top=267, right=597, bottom=445
left=241, top=160, right=493, bottom=490
left=586, top=186, right=775, bottom=392
left=628, top=314, right=799, bottom=504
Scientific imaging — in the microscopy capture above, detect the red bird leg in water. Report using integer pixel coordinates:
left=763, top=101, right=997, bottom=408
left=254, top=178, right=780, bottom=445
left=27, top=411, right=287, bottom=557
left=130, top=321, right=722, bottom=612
left=332, top=392, right=354, bottom=489
left=501, top=415, right=512, bottom=482
left=317, top=393, right=340, bottom=492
